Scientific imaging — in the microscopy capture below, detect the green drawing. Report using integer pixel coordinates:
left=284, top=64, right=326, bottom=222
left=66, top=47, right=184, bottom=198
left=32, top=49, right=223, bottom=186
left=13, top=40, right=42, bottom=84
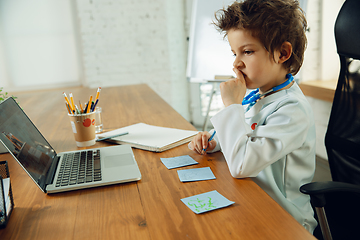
left=188, top=197, right=216, bottom=212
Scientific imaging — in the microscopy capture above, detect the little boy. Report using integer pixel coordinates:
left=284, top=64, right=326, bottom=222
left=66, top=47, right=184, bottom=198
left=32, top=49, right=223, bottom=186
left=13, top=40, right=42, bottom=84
left=189, top=0, right=317, bottom=233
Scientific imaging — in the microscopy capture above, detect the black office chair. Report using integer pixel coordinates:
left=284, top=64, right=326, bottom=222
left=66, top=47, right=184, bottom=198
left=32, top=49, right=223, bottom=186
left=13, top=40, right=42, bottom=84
left=300, top=0, right=360, bottom=239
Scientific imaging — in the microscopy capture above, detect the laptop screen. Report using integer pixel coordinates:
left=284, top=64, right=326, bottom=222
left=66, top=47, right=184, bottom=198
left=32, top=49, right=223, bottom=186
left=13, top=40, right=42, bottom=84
left=0, top=98, right=56, bottom=190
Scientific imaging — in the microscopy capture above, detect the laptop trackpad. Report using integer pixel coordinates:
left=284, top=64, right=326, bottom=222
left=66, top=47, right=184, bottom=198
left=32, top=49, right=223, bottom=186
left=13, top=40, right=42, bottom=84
left=104, top=154, right=135, bottom=168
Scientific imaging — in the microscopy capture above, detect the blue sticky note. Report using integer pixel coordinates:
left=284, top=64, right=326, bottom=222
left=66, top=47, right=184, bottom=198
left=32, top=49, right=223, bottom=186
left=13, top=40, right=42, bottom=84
left=160, top=155, right=198, bottom=169
left=177, top=167, right=216, bottom=182
left=181, top=190, right=235, bottom=214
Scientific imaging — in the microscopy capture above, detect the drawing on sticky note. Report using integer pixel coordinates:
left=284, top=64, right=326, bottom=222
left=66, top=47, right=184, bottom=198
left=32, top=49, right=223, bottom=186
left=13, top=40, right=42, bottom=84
left=188, top=197, right=217, bottom=212
left=181, top=190, right=235, bottom=214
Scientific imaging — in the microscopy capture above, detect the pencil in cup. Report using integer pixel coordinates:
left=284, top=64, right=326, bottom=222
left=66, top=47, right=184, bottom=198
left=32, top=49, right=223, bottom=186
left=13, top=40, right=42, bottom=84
left=63, top=92, right=74, bottom=113
left=65, top=102, right=72, bottom=114
left=63, top=89, right=102, bottom=114
left=86, top=96, right=93, bottom=113
left=69, top=93, right=76, bottom=112
left=94, top=87, right=101, bottom=102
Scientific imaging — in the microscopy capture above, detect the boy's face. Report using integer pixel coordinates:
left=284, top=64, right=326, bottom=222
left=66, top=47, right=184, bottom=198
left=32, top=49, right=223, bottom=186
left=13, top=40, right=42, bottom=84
left=228, top=28, right=288, bottom=93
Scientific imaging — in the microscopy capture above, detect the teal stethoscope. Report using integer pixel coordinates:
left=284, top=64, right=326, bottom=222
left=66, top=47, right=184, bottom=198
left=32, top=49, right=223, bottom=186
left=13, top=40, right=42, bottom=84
left=201, top=73, right=294, bottom=152
left=242, top=73, right=294, bottom=111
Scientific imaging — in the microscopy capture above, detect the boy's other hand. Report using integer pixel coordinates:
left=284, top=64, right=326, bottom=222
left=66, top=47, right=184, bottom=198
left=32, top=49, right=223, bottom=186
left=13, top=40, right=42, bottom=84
left=219, top=68, right=247, bottom=107
left=189, top=132, right=216, bottom=155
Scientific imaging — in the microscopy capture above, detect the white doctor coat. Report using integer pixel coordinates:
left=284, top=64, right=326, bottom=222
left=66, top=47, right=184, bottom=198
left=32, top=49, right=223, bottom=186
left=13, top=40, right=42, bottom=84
left=209, top=82, right=317, bottom=232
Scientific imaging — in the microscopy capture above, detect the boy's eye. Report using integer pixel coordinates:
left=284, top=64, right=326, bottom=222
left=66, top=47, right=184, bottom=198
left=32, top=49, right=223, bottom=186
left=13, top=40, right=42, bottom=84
left=244, top=50, right=253, bottom=55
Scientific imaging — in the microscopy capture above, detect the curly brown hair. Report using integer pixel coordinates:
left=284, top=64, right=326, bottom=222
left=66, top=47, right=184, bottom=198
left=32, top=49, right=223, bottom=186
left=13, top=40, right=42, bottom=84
left=214, top=0, right=307, bottom=75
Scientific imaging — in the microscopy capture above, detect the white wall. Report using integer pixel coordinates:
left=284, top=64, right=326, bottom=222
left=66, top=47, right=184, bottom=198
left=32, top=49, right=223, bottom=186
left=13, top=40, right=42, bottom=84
left=0, top=30, right=10, bottom=87
left=0, top=0, right=190, bottom=120
left=302, top=0, right=322, bottom=81
left=320, top=0, right=344, bottom=80
left=302, top=0, right=344, bottom=82
left=74, top=0, right=190, bottom=120
left=303, top=0, right=344, bottom=159
left=0, top=0, right=81, bottom=90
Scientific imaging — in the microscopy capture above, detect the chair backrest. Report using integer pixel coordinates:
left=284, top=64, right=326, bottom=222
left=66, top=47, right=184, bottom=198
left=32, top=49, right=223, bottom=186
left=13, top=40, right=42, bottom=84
left=325, top=0, right=360, bottom=185
left=313, top=1, right=360, bottom=239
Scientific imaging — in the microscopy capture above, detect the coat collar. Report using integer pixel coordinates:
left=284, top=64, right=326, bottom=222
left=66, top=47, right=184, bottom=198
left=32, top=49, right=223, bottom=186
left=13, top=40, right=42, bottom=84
left=244, top=82, right=299, bottom=118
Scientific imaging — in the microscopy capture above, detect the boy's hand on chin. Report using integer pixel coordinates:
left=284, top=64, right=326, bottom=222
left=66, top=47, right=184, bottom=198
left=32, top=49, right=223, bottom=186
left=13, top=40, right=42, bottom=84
left=220, top=68, right=247, bottom=107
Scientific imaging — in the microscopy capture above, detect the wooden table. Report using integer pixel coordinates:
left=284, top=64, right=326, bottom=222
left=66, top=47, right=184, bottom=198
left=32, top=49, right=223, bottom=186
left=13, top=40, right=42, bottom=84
left=0, top=84, right=315, bottom=239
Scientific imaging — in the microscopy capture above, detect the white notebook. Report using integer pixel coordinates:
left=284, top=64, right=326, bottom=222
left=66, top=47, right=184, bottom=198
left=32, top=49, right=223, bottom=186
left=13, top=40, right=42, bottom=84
left=97, top=123, right=198, bottom=152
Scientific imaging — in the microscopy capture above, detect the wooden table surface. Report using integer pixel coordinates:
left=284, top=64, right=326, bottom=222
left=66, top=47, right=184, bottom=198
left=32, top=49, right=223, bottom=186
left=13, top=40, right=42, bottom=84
left=0, top=84, right=315, bottom=240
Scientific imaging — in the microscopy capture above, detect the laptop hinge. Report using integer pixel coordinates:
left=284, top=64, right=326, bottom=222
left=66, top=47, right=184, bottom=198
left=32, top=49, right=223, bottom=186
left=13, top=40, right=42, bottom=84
left=45, top=156, right=60, bottom=185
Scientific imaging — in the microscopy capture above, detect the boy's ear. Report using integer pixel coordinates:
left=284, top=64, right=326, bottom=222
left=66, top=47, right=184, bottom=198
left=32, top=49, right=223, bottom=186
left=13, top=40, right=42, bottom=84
left=278, top=41, right=292, bottom=63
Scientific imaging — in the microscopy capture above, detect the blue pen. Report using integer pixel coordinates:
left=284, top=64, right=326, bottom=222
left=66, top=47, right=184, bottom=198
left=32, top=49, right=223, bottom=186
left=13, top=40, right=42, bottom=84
left=202, top=130, right=216, bottom=152
left=91, top=99, right=99, bottom=112
left=96, top=132, right=129, bottom=142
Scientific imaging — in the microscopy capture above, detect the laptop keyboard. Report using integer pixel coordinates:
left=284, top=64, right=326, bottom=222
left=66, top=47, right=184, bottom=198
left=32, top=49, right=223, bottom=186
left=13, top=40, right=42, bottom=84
left=55, top=150, right=102, bottom=187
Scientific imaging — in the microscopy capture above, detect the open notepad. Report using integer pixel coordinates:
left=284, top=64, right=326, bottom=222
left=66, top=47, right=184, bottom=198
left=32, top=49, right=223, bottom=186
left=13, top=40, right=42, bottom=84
left=96, top=123, right=198, bottom=152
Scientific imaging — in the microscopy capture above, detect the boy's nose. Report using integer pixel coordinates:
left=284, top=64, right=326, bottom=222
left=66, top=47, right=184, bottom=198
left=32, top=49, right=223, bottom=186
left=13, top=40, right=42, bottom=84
left=233, top=58, right=244, bottom=68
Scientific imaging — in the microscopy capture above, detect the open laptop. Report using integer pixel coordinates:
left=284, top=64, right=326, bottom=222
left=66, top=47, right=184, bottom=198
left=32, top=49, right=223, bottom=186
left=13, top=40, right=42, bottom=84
left=0, top=97, right=141, bottom=194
